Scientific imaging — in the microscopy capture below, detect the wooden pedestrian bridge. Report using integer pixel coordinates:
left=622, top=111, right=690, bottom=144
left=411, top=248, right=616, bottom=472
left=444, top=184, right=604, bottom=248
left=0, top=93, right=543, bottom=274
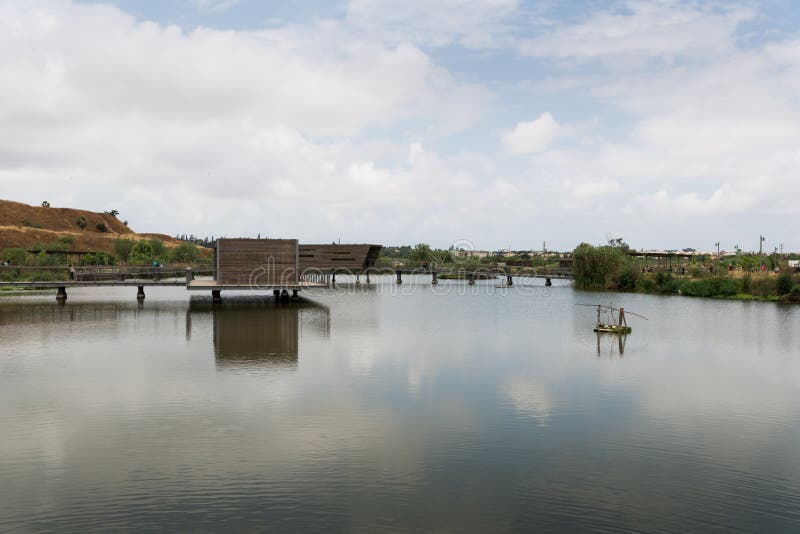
left=1, top=239, right=572, bottom=302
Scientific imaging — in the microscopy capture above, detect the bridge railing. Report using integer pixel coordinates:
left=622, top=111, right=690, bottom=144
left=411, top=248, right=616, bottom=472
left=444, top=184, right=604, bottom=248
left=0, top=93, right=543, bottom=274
left=0, top=265, right=214, bottom=283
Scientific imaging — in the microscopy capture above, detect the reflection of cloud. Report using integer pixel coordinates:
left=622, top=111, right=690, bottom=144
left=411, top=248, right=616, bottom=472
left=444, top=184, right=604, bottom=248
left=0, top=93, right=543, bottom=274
left=502, top=378, right=552, bottom=425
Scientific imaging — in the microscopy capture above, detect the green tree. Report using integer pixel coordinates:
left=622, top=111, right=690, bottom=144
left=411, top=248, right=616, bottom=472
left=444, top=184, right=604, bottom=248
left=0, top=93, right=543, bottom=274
left=572, top=243, right=629, bottom=289
left=149, top=238, right=165, bottom=259
left=409, top=243, right=433, bottom=263
left=41, top=200, right=50, bottom=208
left=113, top=238, right=135, bottom=263
left=129, top=240, right=155, bottom=265
left=96, top=222, right=109, bottom=233
left=169, top=242, right=199, bottom=264
left=76, top=216, right=88, bottom=230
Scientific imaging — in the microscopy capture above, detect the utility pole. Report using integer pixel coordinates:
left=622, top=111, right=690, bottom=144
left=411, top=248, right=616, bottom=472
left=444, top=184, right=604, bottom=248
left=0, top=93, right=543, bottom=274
left=715, top=242, right=720, bottom=277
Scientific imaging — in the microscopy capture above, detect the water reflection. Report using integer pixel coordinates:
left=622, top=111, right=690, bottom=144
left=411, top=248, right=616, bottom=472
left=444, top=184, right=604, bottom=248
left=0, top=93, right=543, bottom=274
left=596, top=332, right=627, bottom=357
left=187, top=297, right=330, bottom=370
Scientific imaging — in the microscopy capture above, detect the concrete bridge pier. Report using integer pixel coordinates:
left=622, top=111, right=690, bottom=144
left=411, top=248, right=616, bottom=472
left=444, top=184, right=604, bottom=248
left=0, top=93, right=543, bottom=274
left=212, top=289, right=222, bottom=303
left=292, top=289, right=299, bottom=299
left=396, top=271, right=402, bottom=284
left=280, top=289, right=290, bottom=302
left=136, top=286, right=145, bottom=300
left=356, top=274, right=361, bottom=285
left=56, top=286, right=67, bottom=302
left=273, top=290, right=280, bottom=299
left=432, top=271, right=438, bottom=285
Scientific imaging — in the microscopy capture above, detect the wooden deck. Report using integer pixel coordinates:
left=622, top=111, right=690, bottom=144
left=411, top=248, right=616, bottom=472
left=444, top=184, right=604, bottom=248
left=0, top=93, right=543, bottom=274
left=1, top=279, right=188, bottom=288
left=187, top=280, right=327, bottom=291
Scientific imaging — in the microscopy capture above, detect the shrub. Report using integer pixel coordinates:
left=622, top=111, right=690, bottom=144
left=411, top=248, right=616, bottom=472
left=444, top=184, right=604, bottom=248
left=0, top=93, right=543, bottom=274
left=149, top=238, right=165, bottom=259
left=129, top=240, right=155, bottom=265
left=776, top=272, right=794, bottom=295
left=41, top=200, right=50, bottom=208
left=572, top=243, right=629, bottom=288
left=2, top=248, right=27, bottom=265
left=76, top=216, right=88, bottom=230
left=614, top=264, right=639, bottom=290
left=676, top=277, right=740, bottom=298
left=96, top=223, right=109, bottom=233
left=57, top=236, right=74, bottom=245
left=24, top=220, right=43, bottom=229
left=741, top=273, right=752, bottom=293
left=113, top=238, right=135, bottom=263
left=789, top=285, right=800, bottom=302
left=169, top=241, right=198, bottom=264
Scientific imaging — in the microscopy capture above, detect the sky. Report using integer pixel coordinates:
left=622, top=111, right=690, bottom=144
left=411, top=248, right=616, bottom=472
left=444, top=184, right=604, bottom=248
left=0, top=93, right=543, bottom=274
left=1, top=0, right=799, bottom=252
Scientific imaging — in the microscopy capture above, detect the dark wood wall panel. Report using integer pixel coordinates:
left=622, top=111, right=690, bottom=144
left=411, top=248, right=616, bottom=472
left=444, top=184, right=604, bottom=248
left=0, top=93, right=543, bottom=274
left=299, top=244, right=382, bottom=271
left=216, top=239, right=298, bottom=285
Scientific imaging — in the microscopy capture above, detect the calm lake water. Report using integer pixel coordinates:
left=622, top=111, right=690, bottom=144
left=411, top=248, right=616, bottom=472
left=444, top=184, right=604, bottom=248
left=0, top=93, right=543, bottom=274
left=2, top=278, right=800, bottom=532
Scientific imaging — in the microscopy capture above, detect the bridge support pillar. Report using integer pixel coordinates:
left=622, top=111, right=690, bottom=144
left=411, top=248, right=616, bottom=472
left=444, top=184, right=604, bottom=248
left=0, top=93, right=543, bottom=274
left=506, top=274, right=513, bottom=286
left=56, top=286, right=67, bottom=302
left=292, top=289, right=299, bottom=299
left=136, top=286, right=145, bottom=300
left=365, top=272, right=371, bottom=284
left=212, top=289, right=222, bottom=302
left=356, top=274, right=361, bottom=285
left=468, top=273, right=475, bottom=285
left=273, top=290, right=280, bottom=299
left=331, top=271, right=336, bottom=284
left=396, top=271, right=402, bottom=284
left=545, top=277, right=552, bottom=286
left=280, top=290, right=289, bottom=302
left=432, top=271, right=438, bottom=285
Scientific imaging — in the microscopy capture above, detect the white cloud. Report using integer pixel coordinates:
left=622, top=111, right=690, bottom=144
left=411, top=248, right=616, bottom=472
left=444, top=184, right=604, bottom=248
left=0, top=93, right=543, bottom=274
left=187, top=0, right=241, bottom=13
left=502, top=112, right=573, bottom=154
left=345, top=0, right=523, bottom=49
left=519, top=1, right=754, bottom=63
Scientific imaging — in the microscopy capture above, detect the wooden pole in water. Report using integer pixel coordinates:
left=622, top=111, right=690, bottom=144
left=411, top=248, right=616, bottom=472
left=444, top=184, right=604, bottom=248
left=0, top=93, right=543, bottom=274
left=396, top=271, right=402, bottom=284
left=136, top=286, right=145, bottom=300
left=432, top=270, right=438, bottom=285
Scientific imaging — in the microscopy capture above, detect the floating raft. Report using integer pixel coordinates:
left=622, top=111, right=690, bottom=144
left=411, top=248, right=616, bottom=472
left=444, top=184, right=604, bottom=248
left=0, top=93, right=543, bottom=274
left=594, top=324, right=632, bottom=334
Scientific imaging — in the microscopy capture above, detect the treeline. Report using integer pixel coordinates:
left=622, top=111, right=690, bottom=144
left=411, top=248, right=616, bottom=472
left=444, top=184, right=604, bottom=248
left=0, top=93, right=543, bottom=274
left=176, top=234, right=216, bottom=248
left=1, top=237, right=203, bottom=269
left=376, top=243, right=559, bottom=269
left=572, top=243, right=800, bottom=301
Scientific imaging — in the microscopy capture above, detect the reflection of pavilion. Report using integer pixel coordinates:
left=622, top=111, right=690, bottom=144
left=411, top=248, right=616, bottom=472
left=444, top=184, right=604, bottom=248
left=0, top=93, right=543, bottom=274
left=187, top=298, right=330, bottom=369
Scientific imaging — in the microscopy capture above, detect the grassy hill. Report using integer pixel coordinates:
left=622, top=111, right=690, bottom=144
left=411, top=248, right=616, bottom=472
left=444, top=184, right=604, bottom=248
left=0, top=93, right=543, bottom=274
left=0, top=199, right=201, bottom=257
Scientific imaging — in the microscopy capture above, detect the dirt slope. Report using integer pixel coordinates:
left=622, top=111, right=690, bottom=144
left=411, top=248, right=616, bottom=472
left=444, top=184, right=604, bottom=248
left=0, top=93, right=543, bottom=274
left=0, top=199, right=202, bottom=255
left=0, top=199, right=132, bottom=235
